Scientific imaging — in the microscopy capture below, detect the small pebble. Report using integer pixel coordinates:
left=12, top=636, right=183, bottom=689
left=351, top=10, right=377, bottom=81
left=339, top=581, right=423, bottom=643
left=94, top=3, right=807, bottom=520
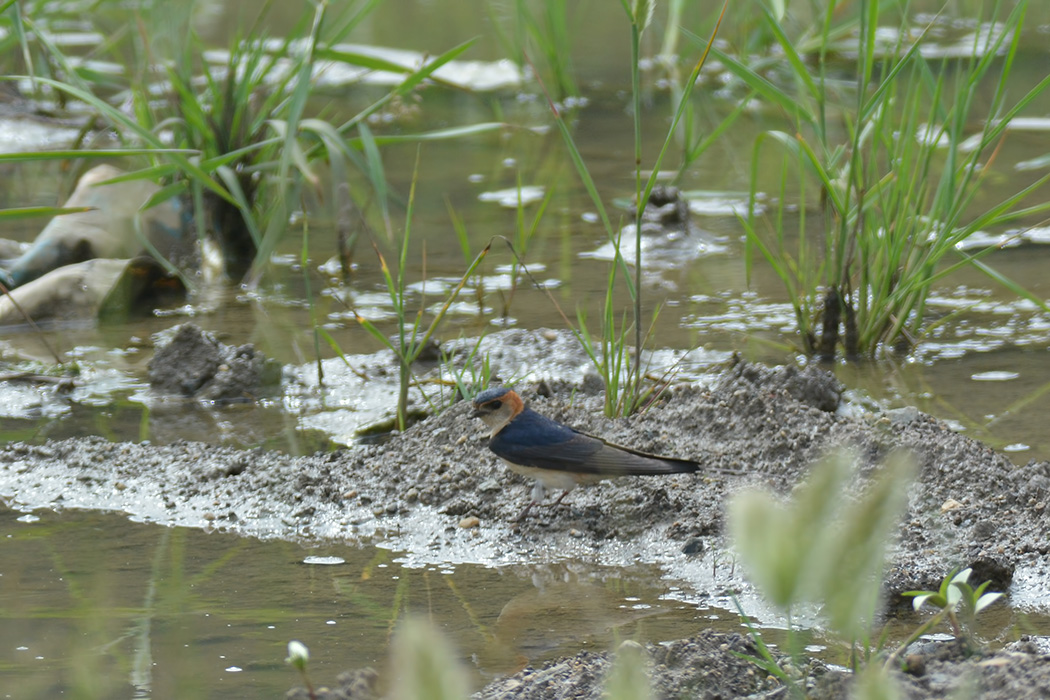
left=203, top=512, right=216, bottom=521
left=478, top=478, right=501, bottom=493
left=541, top=329, right=558, bottom=341
left=114, top=482, right=127, bottom=491
left=344, top=490, right=358, bottom=500
left=372, top=507, right=385, bottom=517
left=458, top=516, right=480, bottom=529
left=569, top=528, right=583, bottom=538
left=404, top=488, right=419, bottom=502
left=903, top=654, right=926, bottom=676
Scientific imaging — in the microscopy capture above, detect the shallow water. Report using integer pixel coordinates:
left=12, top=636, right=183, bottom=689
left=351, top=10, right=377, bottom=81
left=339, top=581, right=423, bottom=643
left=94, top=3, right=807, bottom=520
left=0, top=506, right=750, bottom=697
left=2, top=1, right=1050, bottom=695
left=2, top=504, right=1042, bottom=697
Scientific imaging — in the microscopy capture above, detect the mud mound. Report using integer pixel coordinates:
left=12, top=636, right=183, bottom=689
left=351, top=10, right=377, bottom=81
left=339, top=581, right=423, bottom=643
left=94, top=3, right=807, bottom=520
left=2, top=358, right=1046, bottom=601
left=3, top=354, right=1050, bottom=697
left=147, top=322, right=278, bottom=401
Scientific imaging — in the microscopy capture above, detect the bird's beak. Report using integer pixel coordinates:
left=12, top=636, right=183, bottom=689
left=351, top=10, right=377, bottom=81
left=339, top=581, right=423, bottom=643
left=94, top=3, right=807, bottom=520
left=470, top=407, right=483, bottom=419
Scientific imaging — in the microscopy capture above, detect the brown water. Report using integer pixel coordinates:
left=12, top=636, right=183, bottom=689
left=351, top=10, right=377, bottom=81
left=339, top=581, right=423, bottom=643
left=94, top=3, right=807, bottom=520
left=2, top=1, right=1050, bottom=696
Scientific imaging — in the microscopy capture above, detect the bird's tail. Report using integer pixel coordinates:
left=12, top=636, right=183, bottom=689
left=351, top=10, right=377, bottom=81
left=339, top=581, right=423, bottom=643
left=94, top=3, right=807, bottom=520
left=601, top=440, right=742, bottom=477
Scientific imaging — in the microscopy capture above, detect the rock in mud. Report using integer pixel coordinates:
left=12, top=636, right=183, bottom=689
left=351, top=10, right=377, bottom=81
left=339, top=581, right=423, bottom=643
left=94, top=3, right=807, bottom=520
left=286, top=666, right=379, bottom=699
left=0, top=257, right=181, bottom=325
left=0, top=164, right=193, bottom=289
left=147, top=323, right=278, bottom=401
left=642, top=184, right=690, bottom=228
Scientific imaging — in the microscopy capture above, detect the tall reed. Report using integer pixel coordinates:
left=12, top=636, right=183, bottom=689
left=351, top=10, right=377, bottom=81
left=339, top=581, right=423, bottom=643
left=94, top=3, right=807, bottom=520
left=539, top=0, right=727, bottom=416
left=713, top=0, right=1050, bottom=358
left=353, top=151, right=491, bottom=431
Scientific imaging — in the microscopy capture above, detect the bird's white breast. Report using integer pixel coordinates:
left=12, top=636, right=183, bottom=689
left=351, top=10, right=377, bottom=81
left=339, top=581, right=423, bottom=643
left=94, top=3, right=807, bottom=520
left=503, top=461, right=604, bottom=490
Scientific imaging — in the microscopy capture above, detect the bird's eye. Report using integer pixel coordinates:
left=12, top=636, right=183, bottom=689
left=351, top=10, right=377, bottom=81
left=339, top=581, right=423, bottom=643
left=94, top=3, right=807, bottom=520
left=490, top=400, right=502, bottom=409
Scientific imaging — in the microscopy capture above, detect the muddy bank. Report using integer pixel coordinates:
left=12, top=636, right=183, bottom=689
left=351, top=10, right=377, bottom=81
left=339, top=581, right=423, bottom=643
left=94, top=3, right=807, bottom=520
left=2, top=344, right=1050, bottom=696
left=1, top=356, right=1041, bottom=600
left=288, top=632, right=1050, bottom=700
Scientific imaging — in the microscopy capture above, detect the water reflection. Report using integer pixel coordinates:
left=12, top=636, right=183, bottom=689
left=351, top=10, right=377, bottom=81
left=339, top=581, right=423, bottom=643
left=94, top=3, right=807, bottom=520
left=468, top=563, right=671, bottom=675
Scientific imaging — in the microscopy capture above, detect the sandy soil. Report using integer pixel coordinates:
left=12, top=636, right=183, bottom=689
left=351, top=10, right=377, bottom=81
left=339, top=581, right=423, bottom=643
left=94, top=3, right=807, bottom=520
left=2, top=337, right=1049, bottom=698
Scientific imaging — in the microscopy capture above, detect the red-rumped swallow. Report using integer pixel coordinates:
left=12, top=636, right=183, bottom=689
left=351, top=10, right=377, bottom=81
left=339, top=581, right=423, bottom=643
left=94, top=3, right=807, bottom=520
left=471, top=386, right=707, bottom=521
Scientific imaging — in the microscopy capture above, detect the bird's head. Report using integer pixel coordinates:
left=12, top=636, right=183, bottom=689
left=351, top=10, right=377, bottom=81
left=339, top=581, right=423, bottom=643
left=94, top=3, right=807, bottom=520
left=471, top=386, right=525, bottom=435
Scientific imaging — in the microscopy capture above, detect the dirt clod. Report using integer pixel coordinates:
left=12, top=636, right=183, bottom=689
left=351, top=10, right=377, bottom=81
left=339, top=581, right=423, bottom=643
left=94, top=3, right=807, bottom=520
left=147, top=322, right=277, bottom=401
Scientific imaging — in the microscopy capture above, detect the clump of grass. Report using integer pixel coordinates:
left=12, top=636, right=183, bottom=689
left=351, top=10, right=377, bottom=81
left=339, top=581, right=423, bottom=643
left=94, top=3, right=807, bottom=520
left=126, top=1, right=406, bottom=284
left=487, top=0, right=579, bottom=102
left=717, top=0, right=1050, bottom=358
left=895, top=568, right=1004, bottom=659
left=156, top=20, right=308, bottom=277
left=352, top=151, right=491, bottom=431
left=3, top=1, right=358, bottom=283
left=6, top=1, right=504, bottom=291
left=535, top=0, right=729, bottom=417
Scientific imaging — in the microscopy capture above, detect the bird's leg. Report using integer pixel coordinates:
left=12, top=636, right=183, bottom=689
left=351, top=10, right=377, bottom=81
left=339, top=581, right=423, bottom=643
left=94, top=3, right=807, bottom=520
left=513, top=481, right=548, bottom=522
left=513, top=500, right=536, bottom=523
left=546, top=490, right=572, bottom=509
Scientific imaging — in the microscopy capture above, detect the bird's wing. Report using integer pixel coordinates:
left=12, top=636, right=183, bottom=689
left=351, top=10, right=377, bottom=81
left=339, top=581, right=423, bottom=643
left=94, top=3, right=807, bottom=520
left=489, top=410, right=698, bottom=476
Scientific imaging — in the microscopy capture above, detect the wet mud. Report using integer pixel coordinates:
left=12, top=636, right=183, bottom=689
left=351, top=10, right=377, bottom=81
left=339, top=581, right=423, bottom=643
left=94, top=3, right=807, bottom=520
left=289, top=633, right=1050, bottom=699
left=2, top=331, right=1049, bottom=698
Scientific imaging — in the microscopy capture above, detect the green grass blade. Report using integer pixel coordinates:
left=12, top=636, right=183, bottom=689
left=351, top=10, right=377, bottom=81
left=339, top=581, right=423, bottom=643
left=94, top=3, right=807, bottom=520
left=356, top=121, right=392, bottom=236
left=0, top=149, right=197, bottom=162
left=0, top=206, right=95, bottom=220
left=16, top=77, right=239, bottom=207
left=344, top=122, right=507, bottom=147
